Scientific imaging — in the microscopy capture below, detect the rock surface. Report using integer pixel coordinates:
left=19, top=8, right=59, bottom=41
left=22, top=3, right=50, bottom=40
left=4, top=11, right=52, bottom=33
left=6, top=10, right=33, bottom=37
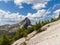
left=20, top=17, right=32, bottom=28
left=0, top=17, right=31, bottom=35
left=26, top=20, right=60, bottom=45
left=12, top=38, right=25, bottom=45
left=12, top=20, right=60, bottom=45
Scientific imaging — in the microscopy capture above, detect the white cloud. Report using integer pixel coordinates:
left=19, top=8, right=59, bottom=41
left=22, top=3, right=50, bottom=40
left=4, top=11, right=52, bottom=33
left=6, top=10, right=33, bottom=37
left=27, top=9, right=46, bottom=19
left=52, top=4, right=60, bottom=10
left=19, top=6, right=23, bottom=8
left=0, top=9, right=51, bottom=25
left=53, top=9, right=60, bottom=18
left=14, top=0, right=50, bottom=10
left=0, top=0, right=11, bottom=3
left=0, top=0, right=59, bottom=25
left=26, top=9, right=51, bottom=24
left=32, top=2, right=47, bottom=10
left=0, top=10, right=25, bottom=25
left=54, top=9, right=60, bottom=13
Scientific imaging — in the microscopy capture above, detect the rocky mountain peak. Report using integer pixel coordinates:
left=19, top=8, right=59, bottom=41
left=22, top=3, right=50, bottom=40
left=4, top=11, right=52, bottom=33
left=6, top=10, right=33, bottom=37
left=20, top=17, right=32, bottom=28
left=0, top=17, right=32, bottom=36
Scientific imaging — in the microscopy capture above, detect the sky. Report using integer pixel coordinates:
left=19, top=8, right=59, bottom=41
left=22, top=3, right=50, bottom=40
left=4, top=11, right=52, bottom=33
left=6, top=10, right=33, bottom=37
left=0, top=0, right=60, bottom=25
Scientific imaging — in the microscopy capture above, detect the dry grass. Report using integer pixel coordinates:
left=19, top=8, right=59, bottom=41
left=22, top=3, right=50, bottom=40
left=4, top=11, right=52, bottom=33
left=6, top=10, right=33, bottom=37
left=20, top=42, right=26, bottom=45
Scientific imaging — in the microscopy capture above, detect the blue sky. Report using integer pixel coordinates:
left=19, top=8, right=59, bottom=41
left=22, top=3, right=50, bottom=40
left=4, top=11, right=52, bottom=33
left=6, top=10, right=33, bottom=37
left=0, top=1, right=36, bottom=15
left=0, top=0, right=60, bottom=25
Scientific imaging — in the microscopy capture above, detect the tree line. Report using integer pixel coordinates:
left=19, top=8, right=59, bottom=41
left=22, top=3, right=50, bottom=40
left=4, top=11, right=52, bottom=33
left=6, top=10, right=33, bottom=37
left=0, top=17, right=60, bottom=45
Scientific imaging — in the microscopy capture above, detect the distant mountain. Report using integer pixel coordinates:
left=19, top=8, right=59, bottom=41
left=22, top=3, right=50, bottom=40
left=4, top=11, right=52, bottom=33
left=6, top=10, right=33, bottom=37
left=0, top=17, right=32, bottom=36
left=20, top=17, right=32, bottom=28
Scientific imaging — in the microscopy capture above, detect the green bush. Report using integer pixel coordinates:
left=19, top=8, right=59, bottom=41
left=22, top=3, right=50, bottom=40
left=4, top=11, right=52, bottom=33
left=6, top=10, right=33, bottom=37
left=0, top=17, right=60, bottom=45
left=1, top=33, right=11, bottom=45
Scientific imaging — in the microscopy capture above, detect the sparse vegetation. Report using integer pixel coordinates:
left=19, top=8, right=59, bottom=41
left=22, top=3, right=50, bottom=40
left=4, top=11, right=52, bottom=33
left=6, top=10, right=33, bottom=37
left=20, top=42, right=26, bottom=45
left=0, top=17, right=60, bottom=45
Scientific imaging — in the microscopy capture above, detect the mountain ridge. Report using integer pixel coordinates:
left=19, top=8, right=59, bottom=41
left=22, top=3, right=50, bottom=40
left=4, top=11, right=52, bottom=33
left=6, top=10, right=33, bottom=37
left=0, top=17, right=32, bottom=36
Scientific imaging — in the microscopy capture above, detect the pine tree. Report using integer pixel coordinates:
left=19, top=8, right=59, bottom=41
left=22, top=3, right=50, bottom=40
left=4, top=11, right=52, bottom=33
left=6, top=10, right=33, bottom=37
left=1, top=33, right=10, bottom=45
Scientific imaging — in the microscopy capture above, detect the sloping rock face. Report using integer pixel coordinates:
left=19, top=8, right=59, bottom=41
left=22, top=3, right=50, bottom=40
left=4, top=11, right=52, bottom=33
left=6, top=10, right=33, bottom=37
left=26, top=20, right=60, bottom=45
left=0, top=17, right=32, bottom=36
left=20, top=17, right=31, bottom=28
